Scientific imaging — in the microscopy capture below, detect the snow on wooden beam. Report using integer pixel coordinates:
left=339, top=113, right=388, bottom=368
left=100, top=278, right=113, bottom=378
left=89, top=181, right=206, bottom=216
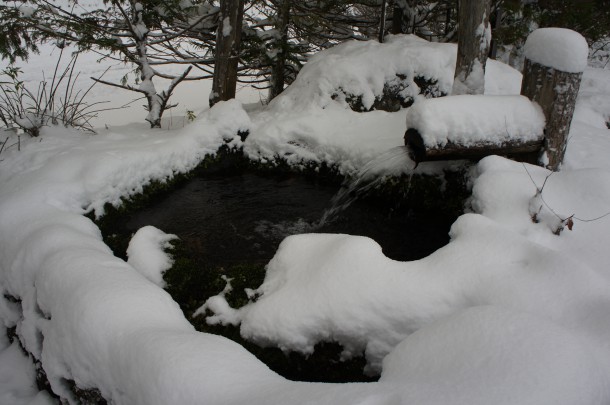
left=404, top=95, right=546, bottom=164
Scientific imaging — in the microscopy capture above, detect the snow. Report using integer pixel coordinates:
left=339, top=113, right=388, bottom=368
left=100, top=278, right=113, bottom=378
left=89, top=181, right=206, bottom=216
left=127, top=226, right=177, bottom=287
left=0, top=333, right=56, bottom=405
left=244, top=36, right=523, bottom=173
left=1, top=35, right=610, bottom=405
left=484, top=59, right=523, bottom=95
left=380, top=305, right=607, bottom=405
left=524, top=28, right=589, bottom=73
left=17, top=5, right=36, bottom=17
left=452, top=58, right=486, bottom=95
left=405, top=95, right=545, bottom=148
left=222, top=17, right=232, bottom=37
left=266, top=35, right=457, bottom=112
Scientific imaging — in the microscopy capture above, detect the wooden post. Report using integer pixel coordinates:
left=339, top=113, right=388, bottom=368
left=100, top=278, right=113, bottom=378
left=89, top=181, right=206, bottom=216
left=210, top=0, right=245, bottom=107
left=452, top=0, right=491, bottom=95
left=520, top=28, right=588, bottom=171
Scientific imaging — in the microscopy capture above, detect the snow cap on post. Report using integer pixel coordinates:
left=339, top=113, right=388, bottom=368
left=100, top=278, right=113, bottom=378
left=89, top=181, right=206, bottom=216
left=524, top=28, right=588, bottom=73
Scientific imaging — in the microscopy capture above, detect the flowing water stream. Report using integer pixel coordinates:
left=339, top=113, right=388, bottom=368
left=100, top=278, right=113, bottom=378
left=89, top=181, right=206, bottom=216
left=317, top=146, right=415, bottom=226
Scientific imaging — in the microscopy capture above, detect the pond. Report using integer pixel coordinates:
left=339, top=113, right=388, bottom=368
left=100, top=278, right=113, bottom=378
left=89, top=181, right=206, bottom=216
left=103, top=165, right=463, bottom=382
left=124, top=171, right=452, bottom=268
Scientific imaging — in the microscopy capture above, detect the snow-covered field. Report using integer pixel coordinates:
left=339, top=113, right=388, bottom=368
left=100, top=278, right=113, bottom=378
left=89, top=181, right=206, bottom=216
left=1, top=34, right=610, bottom=404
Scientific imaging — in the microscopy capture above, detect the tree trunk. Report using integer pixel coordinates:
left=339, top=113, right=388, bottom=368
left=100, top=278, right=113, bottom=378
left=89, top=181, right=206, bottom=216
left=521, top=58, right=583, bottom=170
left=210, top=0, right=245, bottom=107
left=269, top=0, right=290, bottom=100
left=488, top=4, right=502, bottom=59
left=392, top=0, right=413, bottom=35
left=130, top=3, right=161, bottom=128
left=452, top=0, right=491, bottom=95
left=378, top=0, right=387, bottom=43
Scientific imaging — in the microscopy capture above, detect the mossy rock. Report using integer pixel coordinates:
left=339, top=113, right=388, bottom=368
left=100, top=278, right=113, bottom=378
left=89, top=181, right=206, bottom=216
left=162, top=238, right=377, bottom=383
left=332, top=75, right=445, bottom=113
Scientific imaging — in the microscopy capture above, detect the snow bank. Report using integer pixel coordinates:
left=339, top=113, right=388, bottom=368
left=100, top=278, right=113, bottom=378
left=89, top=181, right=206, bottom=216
left=381, top=305, right=606, bottom=405
left=524, top=28, right=589, bottom=73
left=405, top=95, right=545, bottom=148
left=268, top=35, right=457, bottom=112
left=0, top=332, right=55, bottom=405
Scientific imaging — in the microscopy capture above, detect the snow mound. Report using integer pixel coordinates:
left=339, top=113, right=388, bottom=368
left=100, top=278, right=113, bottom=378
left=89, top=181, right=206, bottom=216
left=268, top=35, right=456, bottom=112
left=381, top=305, right=606, bottom=405
left=405, top=95, right=545, bottom=147
left=207, top=203, right=610, bottom=374
left=524, top=28, right=588, bottom=73
left=127, top=226, right=177, bottom=287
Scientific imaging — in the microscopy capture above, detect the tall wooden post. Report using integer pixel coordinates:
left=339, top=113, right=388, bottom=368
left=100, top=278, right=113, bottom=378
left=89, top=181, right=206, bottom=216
left=452, top=0, right=491, bottom=95
left=210, top=0, right=245, bottom=107
left=520, top=28, right=588, bottom=171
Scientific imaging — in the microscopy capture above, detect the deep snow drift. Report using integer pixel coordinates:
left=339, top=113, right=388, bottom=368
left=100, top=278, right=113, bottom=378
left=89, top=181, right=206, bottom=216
left=1, top=35, right=610, bottom=404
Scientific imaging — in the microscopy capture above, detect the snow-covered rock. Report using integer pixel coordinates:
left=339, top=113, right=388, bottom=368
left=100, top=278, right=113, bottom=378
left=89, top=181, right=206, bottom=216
left=127, top=226, right=177, bottom=287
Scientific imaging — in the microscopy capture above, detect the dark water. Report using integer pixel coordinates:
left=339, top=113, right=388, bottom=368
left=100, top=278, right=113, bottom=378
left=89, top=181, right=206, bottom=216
left=125, top=172, right=451, bottom=268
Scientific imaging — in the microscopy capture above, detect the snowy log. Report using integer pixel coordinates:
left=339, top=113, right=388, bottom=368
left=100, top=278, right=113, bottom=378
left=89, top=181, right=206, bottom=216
left=404, top=128, right=543, bottom=164
left=403, top=94, right=546, bottom=164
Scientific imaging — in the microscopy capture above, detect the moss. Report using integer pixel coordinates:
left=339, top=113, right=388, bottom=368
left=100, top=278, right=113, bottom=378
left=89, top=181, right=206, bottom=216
left=93, top=145, right=248, bottom=258
left=63, top=379, right=107, bottom=405
left=246, top=154, right=345, bottom=186
left=197, top=320, right=377, bottom=383
left=161, top=238, right=377, bottom=383
left=162, top=239, right=267, bottom=313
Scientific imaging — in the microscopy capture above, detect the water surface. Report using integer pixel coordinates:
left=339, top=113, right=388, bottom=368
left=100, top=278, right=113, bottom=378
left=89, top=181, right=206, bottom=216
left=125, top=172, right=451, bottom=268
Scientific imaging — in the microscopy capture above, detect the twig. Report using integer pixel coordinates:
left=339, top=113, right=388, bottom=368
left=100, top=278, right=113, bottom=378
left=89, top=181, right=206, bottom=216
left=0, top=136, right=9, bottom=155
left=521, top=163, right=610, bottom=223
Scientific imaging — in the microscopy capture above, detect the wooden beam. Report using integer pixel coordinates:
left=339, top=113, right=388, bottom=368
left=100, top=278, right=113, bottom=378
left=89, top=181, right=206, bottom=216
left=404, top=128, right=543, bottom=165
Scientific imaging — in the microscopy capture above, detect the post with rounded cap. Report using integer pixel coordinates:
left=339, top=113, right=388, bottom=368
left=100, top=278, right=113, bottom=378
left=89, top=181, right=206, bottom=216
left=520, top=28, right=588, bottom=171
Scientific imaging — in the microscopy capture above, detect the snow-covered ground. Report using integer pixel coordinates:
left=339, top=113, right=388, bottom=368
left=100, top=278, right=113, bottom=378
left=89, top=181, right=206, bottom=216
left=1, top=35, right=610, bottom=404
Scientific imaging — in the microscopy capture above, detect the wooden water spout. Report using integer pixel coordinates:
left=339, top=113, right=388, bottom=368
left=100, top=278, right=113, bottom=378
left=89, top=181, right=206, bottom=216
left=404, top=128, right=543, bottom=164
left=404, top=95, right=546, bottom=165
